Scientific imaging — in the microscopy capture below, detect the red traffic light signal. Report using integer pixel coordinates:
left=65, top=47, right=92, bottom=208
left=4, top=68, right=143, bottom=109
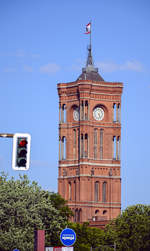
left=12, top=133, right=31, bottom=170
left=19, top=139, right=27, bottom=147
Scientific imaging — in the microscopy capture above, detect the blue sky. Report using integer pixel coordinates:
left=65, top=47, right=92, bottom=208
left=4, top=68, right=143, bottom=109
left=0, top=0, right=150, bottom=210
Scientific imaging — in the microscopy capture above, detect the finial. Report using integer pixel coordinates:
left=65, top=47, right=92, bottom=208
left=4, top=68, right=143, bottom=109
left=86, top=44, right=94, bottom=67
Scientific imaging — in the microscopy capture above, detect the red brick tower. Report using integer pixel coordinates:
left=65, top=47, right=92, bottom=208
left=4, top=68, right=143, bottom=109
left=57, top=45, right=123, bottom=227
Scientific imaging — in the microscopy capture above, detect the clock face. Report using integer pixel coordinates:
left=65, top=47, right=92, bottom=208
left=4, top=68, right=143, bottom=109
left=73, top=108, right=79, bottom=121
left=93, top=107, right=104, bottom=121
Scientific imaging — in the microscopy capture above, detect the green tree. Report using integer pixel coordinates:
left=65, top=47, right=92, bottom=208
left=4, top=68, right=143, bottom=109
left=0, top=173, right=72, bottom=251
left=106, top=204, right=150, bottom=251
left=50, top=192, right=73, bottom=221
left=68, top=222, right=105, bottom=251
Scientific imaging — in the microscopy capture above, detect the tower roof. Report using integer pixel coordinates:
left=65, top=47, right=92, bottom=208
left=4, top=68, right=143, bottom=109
left=77, top=45, right=104, bottom=82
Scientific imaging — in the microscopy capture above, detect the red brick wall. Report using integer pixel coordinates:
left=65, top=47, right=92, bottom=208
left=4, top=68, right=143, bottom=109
left=58, top=80, right=123, bottom=226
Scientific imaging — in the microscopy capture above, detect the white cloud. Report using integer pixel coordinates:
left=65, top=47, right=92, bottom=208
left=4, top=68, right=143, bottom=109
left=97, top=60, right=144, bottom=73
left=40, top=63, right=60, bottom=74
left=97, top=62, right=118, bottom=73
left=120, top=61, right=143, bottom=72
left=24, top=65, right=33, bottom=72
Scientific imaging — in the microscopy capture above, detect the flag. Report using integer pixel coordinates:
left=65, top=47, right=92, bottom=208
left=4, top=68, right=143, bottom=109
left=85, top=22, right=91, bottom=34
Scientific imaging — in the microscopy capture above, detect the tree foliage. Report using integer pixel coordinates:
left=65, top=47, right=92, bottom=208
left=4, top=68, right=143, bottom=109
left=1, top=173, right=150, bottom=251
left=106, top=204, right=150, bottom=251
left=0, top=173, right=71, bottom=251
left=68, top=222, right=107, bottom=251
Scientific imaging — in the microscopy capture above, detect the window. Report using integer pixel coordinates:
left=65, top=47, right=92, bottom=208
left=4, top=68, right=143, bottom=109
left=85, top=134, right=88, bottom=157
left=69, top=182, right=72, bottom=200
left=81, top=134, right=84, bottom=158
left=59, top=136, right=61, bottom=160
left=113, top=103, right=116, bottom=122
left=81, top=101, right=84, bottom=120
left=117, top=136, right=120, bottom=160
left=95, top=181, right=99, bottom=202
left=74, top=209, right=81, bottom=222
left=62, top=136, right=66, bottom=160
left=118, top=104, right=120, bottom=122
left=102, top=182, right=107, bottom=202
left=113, top=136, right=120, bottom=160
left=62, top=104, right=66, bottom=123
left=85, top=100, right=88, bottom=120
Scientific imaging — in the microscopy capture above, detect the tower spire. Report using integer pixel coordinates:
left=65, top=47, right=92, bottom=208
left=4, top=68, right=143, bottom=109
left=86, top=44, right=94, bottom=67
left=77, top=22, right=104, bottom=81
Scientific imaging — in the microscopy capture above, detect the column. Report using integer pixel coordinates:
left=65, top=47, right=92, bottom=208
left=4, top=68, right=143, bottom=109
left=88, top=101, right=90, bottom=120
left=61, top=105, right=64, bottom=123
left=59, top=104, right=61, bottom=123
left=59, top=136, right=61, bottom=160
left=61, top=138, right=64, bottom=160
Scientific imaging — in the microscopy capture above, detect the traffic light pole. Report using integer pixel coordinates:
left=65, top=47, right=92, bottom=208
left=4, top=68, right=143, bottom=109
left=0, top=133, right=31, bottom=170
left=0, top=133, right=14, bottom=138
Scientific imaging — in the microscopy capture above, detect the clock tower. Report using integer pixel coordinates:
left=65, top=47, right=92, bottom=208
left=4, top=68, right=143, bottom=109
left=57, top=45, right=123, bottom=227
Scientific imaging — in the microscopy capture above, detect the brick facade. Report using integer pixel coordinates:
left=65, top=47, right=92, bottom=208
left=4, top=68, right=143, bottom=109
left=57, top=78, right=123, bottom=226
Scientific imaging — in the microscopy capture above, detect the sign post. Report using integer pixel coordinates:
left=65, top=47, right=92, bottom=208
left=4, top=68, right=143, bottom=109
left=60, top=228, right=76, bottom=247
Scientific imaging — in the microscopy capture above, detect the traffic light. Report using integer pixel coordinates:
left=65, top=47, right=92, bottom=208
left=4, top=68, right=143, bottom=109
left=12, top=133, right=31, bottom=170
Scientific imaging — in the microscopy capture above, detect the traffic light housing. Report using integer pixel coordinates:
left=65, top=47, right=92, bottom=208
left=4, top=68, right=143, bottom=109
left=12, top=133, right=31, bottom=170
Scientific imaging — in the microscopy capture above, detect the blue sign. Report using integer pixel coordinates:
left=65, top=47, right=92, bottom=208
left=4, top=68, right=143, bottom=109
left=60, top=228, right=76, bottom=246
left=13, top=249, right=20, bottom=251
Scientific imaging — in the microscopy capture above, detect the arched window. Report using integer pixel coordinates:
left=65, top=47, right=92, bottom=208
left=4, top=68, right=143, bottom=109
left=117, top=136, right=120, bottom=160
left=85, top=100, right=88, bottom=120
left=62, top=104, right=66, bottom=123
left=113, top=103, right=116, bottom=122
left=69, top=182, right=71, bottom=200
left=62, top=136, right=66, bottom=160
left=85, top=134, right=88, bottom=158
left=117, top=103, right=120, bottom=122
left=95, top=181, right=99, bottom=202
left=102, top=182, right=107, bottom=202
left=103, top=210, right=107, bottom=215
left=59, top=103, right=61, bottom=123
left=59, top=136, right=61, bottom=160
left=81, top=101, right=84, bottom=120
left=95, top=209, right=99, bottom=215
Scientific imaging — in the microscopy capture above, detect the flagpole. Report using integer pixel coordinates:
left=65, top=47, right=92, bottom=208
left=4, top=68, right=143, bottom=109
left=90, top=21, right=92, bottom=49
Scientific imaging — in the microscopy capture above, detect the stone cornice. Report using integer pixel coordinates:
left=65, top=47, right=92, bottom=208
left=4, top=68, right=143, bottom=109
left=59, top=174, right=121, bottom=179
left=59, top=162, right=120, bottom=167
